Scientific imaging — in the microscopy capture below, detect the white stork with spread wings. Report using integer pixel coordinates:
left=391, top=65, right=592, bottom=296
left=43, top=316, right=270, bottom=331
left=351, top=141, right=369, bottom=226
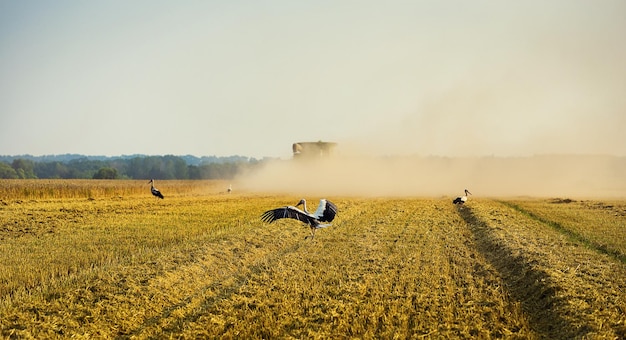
left=453, top=189, right=471, bottom=205
left=261, top=198, right=337, bottom=239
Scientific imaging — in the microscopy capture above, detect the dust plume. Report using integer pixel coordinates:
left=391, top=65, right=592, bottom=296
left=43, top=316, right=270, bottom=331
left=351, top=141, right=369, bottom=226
left=238, top=154, right=626, bottom=199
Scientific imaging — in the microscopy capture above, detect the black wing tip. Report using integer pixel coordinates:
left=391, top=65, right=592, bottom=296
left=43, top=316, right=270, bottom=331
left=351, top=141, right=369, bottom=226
left=320, top=200, right=338, bottom=222
left=260, top=210, right=276, bottom=223
left=326, top=200, right=337, bottom=209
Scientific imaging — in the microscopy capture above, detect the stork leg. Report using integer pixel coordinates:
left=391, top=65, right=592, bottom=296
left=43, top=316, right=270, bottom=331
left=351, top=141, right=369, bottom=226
left=305, top=227, right=316, bottom=240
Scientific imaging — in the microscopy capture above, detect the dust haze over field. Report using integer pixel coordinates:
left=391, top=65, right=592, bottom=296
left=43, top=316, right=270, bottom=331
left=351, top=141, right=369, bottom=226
left=240, top=153, right=626, bottom=199
left=236, top=4, right=626, bottom=199
left=240, top=23, right=626, bottom=199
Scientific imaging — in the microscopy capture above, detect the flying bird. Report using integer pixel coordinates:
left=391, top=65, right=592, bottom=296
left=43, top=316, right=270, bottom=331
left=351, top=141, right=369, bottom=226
left=453, top=189, right=471, bottom=205
left=261, top=198, right=338, bottom=239
left=148, top=179, right=164, bottom=199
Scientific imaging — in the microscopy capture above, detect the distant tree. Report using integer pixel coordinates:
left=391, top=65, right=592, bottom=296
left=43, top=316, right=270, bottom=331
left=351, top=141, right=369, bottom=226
left=188, top=165, right=201, bottom=179
left=93, top=167, right=118, bottom=179
left=191, top=162, right=242, bottom=179
left=34, top=161, right=69, bottom=179
left=0, top=162, right=18, bottom=179
left=0, top=155, right=263, bottom=179
left=11, top=159, right=37, bottom=178
left=68, top=158, right=109, bottom=178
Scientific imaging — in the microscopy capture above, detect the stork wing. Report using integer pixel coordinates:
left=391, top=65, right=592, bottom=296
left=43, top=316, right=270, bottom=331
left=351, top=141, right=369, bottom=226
left=261, top=206, right=314, bottom=224
left=313, top=199, right=337, bottom=223
left=152, top=188, right=164, bottom=199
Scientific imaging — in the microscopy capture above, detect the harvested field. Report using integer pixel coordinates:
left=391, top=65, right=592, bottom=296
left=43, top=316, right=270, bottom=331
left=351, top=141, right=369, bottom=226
left=0, top=180, right=625, bottom=338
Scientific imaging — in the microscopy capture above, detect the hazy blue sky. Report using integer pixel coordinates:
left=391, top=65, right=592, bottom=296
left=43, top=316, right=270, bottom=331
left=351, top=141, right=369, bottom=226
left=1, top=1, right=625, bottom=159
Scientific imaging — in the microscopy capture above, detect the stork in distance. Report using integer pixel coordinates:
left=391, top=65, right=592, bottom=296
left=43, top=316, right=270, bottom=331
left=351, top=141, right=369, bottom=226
left=453, top=189, right=471, bottom=205
left=148, top=179, right=164, bottom=199
left=261, top=198, right=338, bottom=239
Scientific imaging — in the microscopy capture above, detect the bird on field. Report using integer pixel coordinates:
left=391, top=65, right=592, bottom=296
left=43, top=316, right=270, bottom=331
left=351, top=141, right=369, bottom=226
left=453, top=189, right=471, bottom=205
left=227, top=184, right=232, bottom=194
left=148, top=179, right=164, bottom=199
left=261, top=198, right=338, bottom=239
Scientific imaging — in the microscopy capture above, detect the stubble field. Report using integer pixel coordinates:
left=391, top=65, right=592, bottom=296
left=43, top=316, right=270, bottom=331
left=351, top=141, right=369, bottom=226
left=1, top=180, right=625, bottom=339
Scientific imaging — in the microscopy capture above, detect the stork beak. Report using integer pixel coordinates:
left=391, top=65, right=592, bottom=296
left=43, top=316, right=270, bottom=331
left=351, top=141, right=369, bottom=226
left=148, top=179, right=153, bottom=184
left=296, top=199, right=304, bottom=207
left=465, top=189, right=472, bottom=195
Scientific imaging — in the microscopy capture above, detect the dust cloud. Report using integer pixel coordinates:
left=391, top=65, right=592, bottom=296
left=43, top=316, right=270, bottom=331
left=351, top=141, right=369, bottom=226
left=234, top=1, right=626, bottom=199
left=238, top=154, right=626, bottom=199
left=237, top=41, right=626, bottom=199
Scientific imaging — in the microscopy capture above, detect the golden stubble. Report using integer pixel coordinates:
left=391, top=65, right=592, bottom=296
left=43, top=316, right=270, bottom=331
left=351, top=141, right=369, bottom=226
left=0, top=181, right=625, bottom=338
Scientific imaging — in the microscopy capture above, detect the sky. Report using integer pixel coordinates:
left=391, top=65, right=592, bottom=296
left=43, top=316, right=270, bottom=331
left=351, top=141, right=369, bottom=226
left=1, top=0, right=625, bottom=159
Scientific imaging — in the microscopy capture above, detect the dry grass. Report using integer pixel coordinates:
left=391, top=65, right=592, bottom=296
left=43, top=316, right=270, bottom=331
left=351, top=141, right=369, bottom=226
left=1, top=180, right=625, bottom=338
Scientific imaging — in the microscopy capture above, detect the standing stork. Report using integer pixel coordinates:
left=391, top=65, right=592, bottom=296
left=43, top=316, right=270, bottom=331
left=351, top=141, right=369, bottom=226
left=453, top=189, right=471, bottom=205
left=148, top=179, right=164, bottom=199
left=261, top=198, right=337, bottom=239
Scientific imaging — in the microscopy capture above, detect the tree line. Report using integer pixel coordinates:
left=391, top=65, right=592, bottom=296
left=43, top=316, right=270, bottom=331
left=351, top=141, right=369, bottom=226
left=0, top=155, right=267, bottom=180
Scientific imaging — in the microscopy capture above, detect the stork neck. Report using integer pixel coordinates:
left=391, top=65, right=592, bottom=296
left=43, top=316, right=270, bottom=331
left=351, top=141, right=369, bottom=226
left=301, top=200, right=308, bottom=214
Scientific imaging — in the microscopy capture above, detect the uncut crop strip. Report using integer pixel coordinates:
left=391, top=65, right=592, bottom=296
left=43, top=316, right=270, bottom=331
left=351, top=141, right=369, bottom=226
left=0, top=179, right=229, bottom=200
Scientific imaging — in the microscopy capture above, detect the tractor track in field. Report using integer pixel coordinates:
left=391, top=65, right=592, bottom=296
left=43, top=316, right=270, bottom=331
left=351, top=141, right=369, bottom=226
left=457, top=205, right=592, bottom=339
left=500, top=201, right=626, bottom=264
